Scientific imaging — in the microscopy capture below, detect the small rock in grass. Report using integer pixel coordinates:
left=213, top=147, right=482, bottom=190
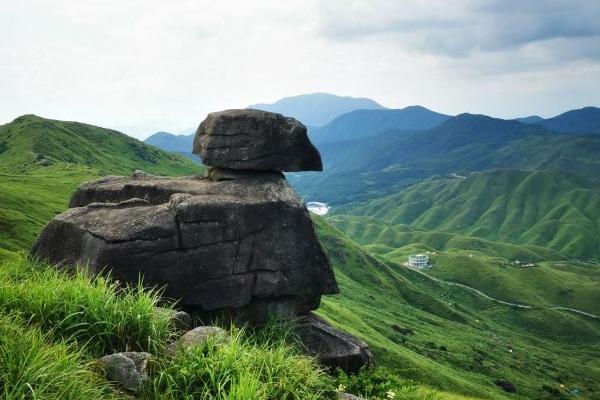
left=166, top=326, right=228, bottom=356
left=98, top=352, right=151, bottom=392
left=338, top=393, right=366, bottom=400
left=495, top=379, right=517, bottom=393
left=155, top=307, right=192, bottom=331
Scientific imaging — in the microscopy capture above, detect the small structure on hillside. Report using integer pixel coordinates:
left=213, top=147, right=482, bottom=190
left=408, top=254, right=429, bottom=269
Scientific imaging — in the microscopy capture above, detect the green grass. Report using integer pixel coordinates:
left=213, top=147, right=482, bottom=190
left=0, top=313, right=118, bottom=400
left=0, top=256, right=174, bottom=357
left=314, top=217, right=600, bottom=400
left=0, top=256, right=343, bottom=400
left=144, top=324, right=334, bottom=400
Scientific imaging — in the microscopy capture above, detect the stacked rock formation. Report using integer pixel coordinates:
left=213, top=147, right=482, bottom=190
left=32, top=109, right=337, bottom=323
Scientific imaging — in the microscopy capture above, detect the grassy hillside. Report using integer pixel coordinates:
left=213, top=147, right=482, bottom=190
left=325, top=214, right=600, bottom=314
left=337, top=169, right=600, bottom=259
left=314, top=218, right=600, bottom=400
left=0, top=115, right=202, bottom=258
left=0, top=114, right=200, bottom=175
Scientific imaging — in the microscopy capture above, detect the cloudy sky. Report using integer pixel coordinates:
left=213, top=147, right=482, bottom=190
left=1, top=0, right=599, bottom=139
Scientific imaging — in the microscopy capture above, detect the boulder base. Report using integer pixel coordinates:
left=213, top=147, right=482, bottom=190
left=193, top=109, right=322, bottom=172
left=32, top=172, right=338, bottom=323
left=296, top=313, right=372, bottom=373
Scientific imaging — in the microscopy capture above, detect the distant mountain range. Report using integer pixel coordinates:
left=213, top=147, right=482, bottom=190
left=293, top=111, right=600, bottom=204
left=310, top=105, right=451, bottom=143
left=144, top=93, right=600, bottom=172
left=536, top=106, right=600, bottom=134
left=248, top=92, right=385, bottom=127
left=144, top=131, right=198, bottom=162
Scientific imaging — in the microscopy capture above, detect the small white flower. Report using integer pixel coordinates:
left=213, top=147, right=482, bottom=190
left=386, top=390, right=396, bottom=399
left=336, top=384, right=346, bottom=392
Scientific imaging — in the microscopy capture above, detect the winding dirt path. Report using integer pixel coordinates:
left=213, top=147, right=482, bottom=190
left=412, top=268, right=600, bottom=320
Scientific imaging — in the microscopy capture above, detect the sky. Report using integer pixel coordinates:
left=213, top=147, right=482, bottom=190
left=1, top=0, right=599, bottom=139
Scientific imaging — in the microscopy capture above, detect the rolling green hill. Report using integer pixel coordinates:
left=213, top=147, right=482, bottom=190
left=314, top=218, right=600, bottom=399
left=337, top=169, right=600, bottom=259
left=0, top=115, right=202, bottom=258
left=0, top=114, right=199, bottom=175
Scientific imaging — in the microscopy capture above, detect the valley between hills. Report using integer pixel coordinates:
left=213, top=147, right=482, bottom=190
left=1, top=95, right=600, bottom=399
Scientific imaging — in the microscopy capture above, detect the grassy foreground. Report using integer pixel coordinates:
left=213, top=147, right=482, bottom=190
left=0, top=256, right=472, bottom=400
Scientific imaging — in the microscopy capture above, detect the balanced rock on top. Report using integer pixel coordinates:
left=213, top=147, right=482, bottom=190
left=194, top=109, right=322, bottom=172
left=31, top=110, right=337, bottom=324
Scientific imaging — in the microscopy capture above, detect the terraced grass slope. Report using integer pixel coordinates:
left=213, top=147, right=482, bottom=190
left=315, top=218, right=600, bottom=400
left=0, top=115, right=201, bottom=258
left=339, top=169, right=600, bottom=259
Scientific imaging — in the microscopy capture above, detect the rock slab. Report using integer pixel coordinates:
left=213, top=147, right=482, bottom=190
left=193, top=109, right=322, bottom=172
left=296, top=313, right=372, bottom=373
left=32, top=172, right=338, bottom=323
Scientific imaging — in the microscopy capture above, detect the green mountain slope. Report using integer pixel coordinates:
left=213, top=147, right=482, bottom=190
left=537, top=107, right=600, bottom=134
left=293, top=114, right=600, bottom=204
left=0, top=114, right=199, bottom=175
left=0, top=115, right=202, bottom=257
left=339, top=169, right=600, bottom=259
left=315, top=218, right=600, bottom=400
left=325, top=214, right=600, bottom=315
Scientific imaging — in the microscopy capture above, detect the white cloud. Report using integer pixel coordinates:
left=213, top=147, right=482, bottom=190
left=0, top=0, right=599, bottom=139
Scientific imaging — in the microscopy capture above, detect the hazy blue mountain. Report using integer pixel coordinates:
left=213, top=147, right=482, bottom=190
left=514, top=115, right=544, bottom=124
left=536, top=106, right=600, bottom=134
left=311, top=106, right=451, bottom=144
left=293, top=114, right=600, bottom=204
left=248, top=92, right=385, bottom=126
left=144, top=131, right=199, bottom=163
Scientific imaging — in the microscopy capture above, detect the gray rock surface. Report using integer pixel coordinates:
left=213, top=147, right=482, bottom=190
left=338, top=393, right=366, bottom=400
left=32, top=171, right=338, bottom=323
left=193, top=109, right=322, bottom=172
left=167, top=326, right=228, bottom=355
left=296, top=313, right=372, bottom=373
left=155, top=307, right=193, bottom=331
left=98, top=352, right=151, bottom=392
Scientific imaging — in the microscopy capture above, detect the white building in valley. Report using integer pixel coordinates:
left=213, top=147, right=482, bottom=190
left=408, top=254, right=429, bottom=269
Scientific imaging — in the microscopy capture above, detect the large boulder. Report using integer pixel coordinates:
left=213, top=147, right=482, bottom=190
left=193, top=109, right=322, bottom=172
left=32, top=172, right=338, bottom=323
left=296, top=313, right=372, bottom=373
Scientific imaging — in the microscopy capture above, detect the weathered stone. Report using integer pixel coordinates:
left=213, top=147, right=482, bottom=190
left=98, top=352, right=151, bottom=392
left=296, top=313, right=372, bottom=374
left=32, top=172, right=338, bottom=323
left=156, top=307, right=193, bottom=331
left=193, top=109, right=322, bottom=172
left=167, top=326, right=228, bottom=356
left=338, top=393, right=366, bottom=400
